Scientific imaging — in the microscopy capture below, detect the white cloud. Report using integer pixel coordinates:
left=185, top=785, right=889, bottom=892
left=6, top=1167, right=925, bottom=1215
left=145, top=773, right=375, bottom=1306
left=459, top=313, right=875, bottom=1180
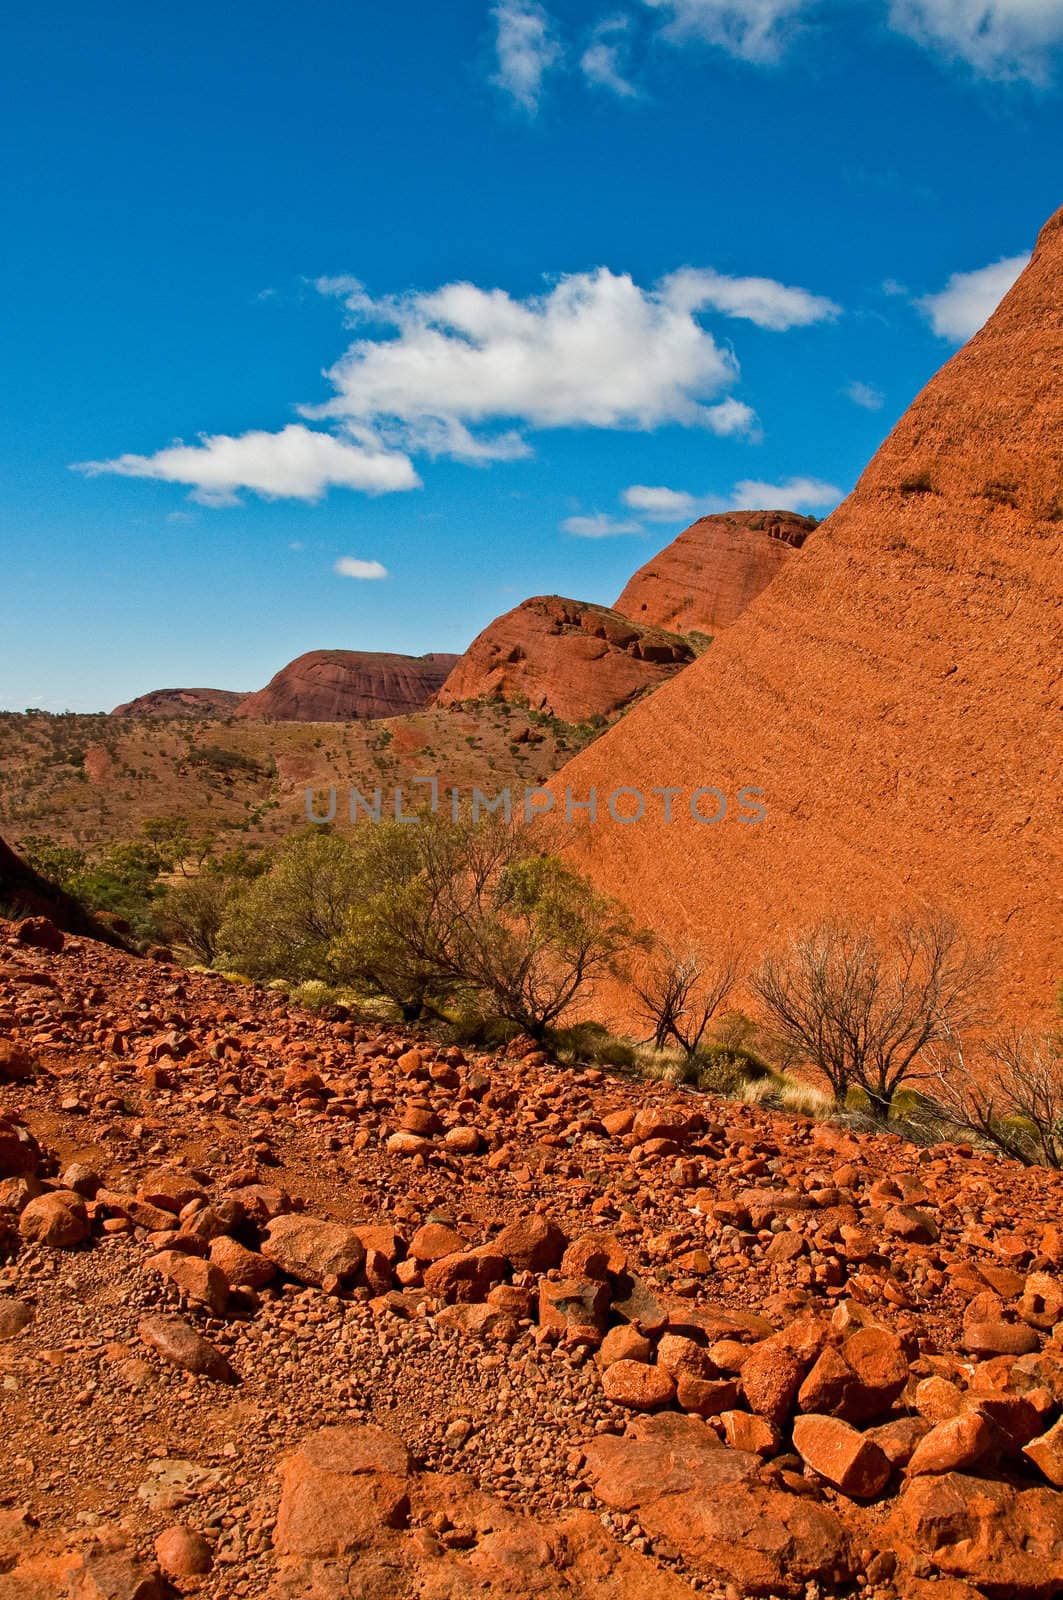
left=644, top=0, right=1063, bottom=79
left=662, top=266, right=841, bottom=329
left=623, top=484, right=700, bottom=518
left=492, top=0, right=562, bottom=110
left=307, top=264, right=837, bottom=457
left=916, top=252, right=1030, bottom=341
left=561, top=512, right=645, bottom=536
left=80, top=259, right=838, bottom=507
left=732, top=475, right=842, bottom=510
left=310, top=269, right=744, bottom=446
left=887, top=0, right=1063, bottom=82
left=623, top=474, right=842, bottom=520
left=334, top=556, right=388, bottom=580
left=75, top=423, right=419, bottom=504
left=581, top=16, right=640, bottom=95
left=643, top=0, right=813, bottom=62
left=845, top=379, right=885, bottom=410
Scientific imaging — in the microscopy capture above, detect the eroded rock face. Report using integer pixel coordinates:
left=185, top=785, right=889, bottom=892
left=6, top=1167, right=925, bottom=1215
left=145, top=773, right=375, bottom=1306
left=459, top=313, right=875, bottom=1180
left=552, top=205, right=1063, bottom=1024
left=236, top=650, right=459, bottom=721
left=434, top=596, right=694, bottom=724
left=615, top=510, right=816, bottom=638
left=111, top=688, right=246, bottom=718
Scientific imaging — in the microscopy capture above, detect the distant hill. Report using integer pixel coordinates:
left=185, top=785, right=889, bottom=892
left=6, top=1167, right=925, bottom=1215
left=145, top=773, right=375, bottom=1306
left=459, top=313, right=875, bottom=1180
left=112, top=687, right=247, bottom=717
left=614, top=509, right=816, bottom=638
left=235, top=650, right=460, bottom=721
left=434, top=597, right=694, bottom=724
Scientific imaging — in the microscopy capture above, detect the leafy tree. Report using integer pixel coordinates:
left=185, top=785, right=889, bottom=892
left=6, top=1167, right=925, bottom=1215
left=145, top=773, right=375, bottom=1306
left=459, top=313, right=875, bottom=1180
left=452, top=848, right=637, bottom=1038
left=159, top=874, right=238, bottom=964
left=224, top=814, right=637, bottom=1035
left=219, top=830, right=364, bottom=979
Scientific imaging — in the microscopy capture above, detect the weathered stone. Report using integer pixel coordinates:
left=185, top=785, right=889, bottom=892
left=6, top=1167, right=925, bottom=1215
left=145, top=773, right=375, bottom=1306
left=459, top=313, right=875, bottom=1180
left=792, top=1414, right=891, bottom=1500
left=262, top=1213, right=365, bottom=1287
left=600, top=1360, right=676, bottom=1410
left=18, top=1191, right=89, bottom=1248
left=138, top=1315, right=238, bottom=1383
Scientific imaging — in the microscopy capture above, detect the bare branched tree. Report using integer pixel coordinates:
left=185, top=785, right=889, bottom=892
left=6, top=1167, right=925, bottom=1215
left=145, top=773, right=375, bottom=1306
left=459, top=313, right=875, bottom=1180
left=931, top=1024, right=1063, bottom=1168
left=632, top=943, right=739, bottom=1058
left=751, top=913, right=995, bottom=1117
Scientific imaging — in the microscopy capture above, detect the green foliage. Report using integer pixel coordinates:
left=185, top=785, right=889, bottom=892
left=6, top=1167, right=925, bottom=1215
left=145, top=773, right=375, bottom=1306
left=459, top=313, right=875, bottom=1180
left=219, top=830, right=363, bottom=980
left=188, top=744, right=262, bottom=775
left=222, top=814, right=636, bottom=1035
left=159, top=873, right=238, bottom=963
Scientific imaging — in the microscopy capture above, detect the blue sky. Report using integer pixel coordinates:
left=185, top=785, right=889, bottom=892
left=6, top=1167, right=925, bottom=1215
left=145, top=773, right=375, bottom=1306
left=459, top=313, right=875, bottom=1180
left=2, top=0, right=1060, bottom=711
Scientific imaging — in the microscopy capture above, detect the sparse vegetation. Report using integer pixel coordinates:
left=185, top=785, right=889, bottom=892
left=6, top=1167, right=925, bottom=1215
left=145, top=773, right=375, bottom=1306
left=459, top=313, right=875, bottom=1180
left=631, top=942, right=738, bottom=1057
left=751, top=913, right=994, bottom=1119
left=930, top=1009, right=1063, bottom=1168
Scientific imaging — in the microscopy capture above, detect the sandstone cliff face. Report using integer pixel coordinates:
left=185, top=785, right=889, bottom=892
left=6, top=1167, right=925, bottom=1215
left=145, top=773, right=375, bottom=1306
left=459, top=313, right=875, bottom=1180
left=434, top=597, right=694, bottom=725
left=111, top=688, right=246, bottom=718
left=236, top=651, right=459, bottom=722
left=552, top=205, right=1063, bottom=1024
left=615, top=510, right=815, bottom=637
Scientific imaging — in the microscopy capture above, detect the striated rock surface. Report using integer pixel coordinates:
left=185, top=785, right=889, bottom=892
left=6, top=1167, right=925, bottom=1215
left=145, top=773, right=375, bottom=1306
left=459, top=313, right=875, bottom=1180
left=434, top=596, right=694, bottom=724
left=236, top=649, right=459, bottom=721
left=550, top=205, right=1063, bottom=1023
left=111, top=688, right=246, bottom=718
left=615, top=509, right=816, bottom=638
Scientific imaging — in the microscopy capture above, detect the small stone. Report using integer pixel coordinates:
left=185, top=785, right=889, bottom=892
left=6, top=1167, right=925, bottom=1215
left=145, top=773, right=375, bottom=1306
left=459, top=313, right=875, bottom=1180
left=262, top=1213, right=365, bottom=1287
left=19, top=1190, right=89, bottom=1248
left=1023, top=1416, right=1063, bottom=1486
left=598, top=1323, right=653, bottom=1367
left=601, top=1359, right=677, bottom=1410
left=0, top=1297, right=33, bottom=1339
left=15, top=916, right=64, bottom=953
left=208, top=1235, right=276, bottom=1289
left=138, top=1315, right=238, bottom=1384
left=148, top=1250, right=229, bottom=1315
left=906, top=1411, right=996, bottom=1476
left=740, top=1338, right=804, bottom=1424
left=154, top=1524, right=213, bottom=1578
left=962, top=1320, right=1040, bottom=1357
left=0, top=1041, right=35, bottom=1082
left=492, top=1214, right=567, bottom=1272
left=792, top=1414, right=891, bottom=1499
left=408, top=1222, right=465, bottom=1262
left=720, top=1410, right=780, bottom=1456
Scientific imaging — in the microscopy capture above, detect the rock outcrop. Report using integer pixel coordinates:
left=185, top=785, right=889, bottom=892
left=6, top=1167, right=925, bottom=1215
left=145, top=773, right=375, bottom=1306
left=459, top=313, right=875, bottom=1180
left=236, top=650, right=459, bottom=721
left=434, top=597, right=694, bottom=724
left=614, top=509, right=816, bottom=638
left=550, top=204, right=1063, bottom=1023
left=111, top=688, right=246, bottom=717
